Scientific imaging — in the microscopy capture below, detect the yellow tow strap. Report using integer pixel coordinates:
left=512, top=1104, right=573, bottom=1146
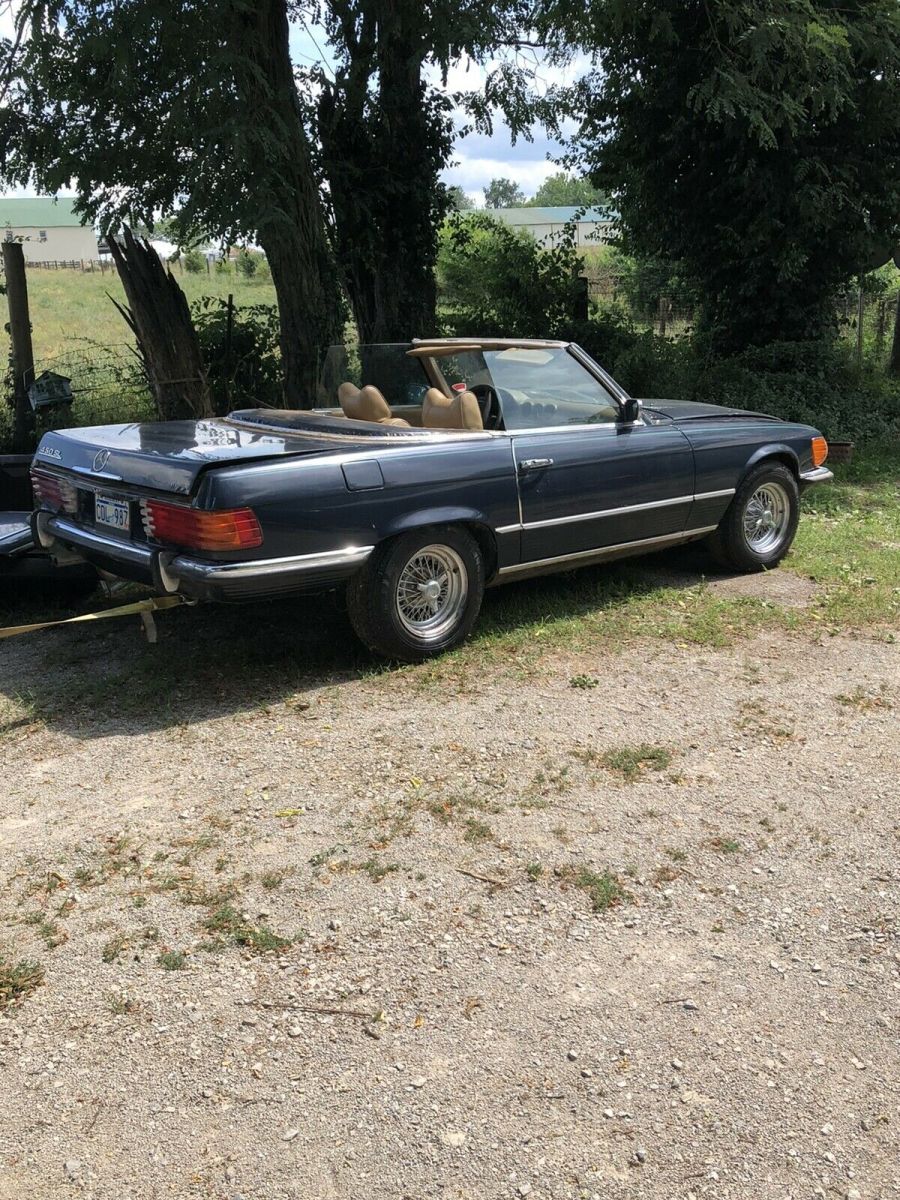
left=0, top=594, right=186, bottom=641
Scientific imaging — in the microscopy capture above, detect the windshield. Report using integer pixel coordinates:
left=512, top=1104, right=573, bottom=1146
left=434, top=346, right=621, bottom=430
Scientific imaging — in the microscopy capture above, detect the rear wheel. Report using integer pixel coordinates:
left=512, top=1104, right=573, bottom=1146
left=347, top=526, right=484, bottom=662
left=707, top=462, right=800, bottom=572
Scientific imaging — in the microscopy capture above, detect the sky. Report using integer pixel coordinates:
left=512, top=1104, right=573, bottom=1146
left=0, top=5, right=582, bottom=205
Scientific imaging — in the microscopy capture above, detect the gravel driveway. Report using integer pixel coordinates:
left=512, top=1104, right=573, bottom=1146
left=0, top=599, right=897, bottom=1199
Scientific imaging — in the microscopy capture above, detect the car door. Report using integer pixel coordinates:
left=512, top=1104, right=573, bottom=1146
left=511, top=420, right=696, bottom=564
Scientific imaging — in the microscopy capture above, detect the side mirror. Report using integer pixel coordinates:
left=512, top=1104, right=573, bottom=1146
left=620, top=396, right=642, bottom=424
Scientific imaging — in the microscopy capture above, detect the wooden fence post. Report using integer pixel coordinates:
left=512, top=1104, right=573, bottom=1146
left=2, top=241, right=36, bottom=453
left=658, top=295, right=668, bottom=338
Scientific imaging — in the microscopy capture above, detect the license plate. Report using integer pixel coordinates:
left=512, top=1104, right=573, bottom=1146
left=95, top=494, right=131, bottom=532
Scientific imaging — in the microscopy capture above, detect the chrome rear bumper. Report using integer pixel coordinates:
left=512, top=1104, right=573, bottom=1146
left=34, top=513, right=373, bottom=600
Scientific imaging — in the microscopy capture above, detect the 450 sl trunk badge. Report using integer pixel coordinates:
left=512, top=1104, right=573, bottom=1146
left=39, top=446, right=61, bottom=460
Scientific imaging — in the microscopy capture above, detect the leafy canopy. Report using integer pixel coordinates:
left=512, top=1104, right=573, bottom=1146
left=564, top=0, right=900, bottom=351
left=483, top=177, right=527, bottom=208
left=527, top=172, right=607, bottom=208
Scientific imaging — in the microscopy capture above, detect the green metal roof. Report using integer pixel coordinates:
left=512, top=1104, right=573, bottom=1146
left=0, top=196, right=87, bottom=228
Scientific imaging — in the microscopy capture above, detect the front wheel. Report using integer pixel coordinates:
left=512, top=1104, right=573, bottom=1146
left=707, top=462, right=800, bottom=572
left=347, top=526, right=485, bottom=662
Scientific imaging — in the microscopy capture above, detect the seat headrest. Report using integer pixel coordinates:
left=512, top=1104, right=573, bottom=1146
left=422, top=387, right=484, bottom=431
left=340, top=383, right=393, bottom=424
left=337, top=382, right=360, bottom=412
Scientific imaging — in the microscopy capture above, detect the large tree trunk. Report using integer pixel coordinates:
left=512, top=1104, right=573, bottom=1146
left=889, top=291, right=900, bottom=378
left=318, top=5, right=447, bottom=344
left=230, top=0, right=343, bottom=406
left=108, top=228, right=212, bottom=421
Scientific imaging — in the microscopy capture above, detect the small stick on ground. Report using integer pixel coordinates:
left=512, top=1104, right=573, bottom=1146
left=457, top=868, right=508, bottom=887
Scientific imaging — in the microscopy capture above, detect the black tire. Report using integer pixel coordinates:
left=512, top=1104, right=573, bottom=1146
left=347, top=525, right=485, bottom=662
left=706, top=462, right=800, bottom=573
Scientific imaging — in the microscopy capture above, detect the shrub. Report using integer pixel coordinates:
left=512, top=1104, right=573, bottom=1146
left=235, top=249, right=258, bottom=279
left=192, top=297, right=282, bottom=414
left=437, top=212, right=585, bottom=339
left=183, top=249, right=205, bottom=274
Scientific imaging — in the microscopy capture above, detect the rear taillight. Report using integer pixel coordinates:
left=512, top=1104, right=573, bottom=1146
left=140, top=499, right=262, bottom=551
left=31, top=468, right=78, bottom=513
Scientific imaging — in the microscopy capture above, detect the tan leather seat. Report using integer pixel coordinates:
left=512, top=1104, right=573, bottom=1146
left=339, top=383, right=410, bottom=427
left=422, top=387, right=483, bottom=431
left=337, top=382, right=360, bottom=411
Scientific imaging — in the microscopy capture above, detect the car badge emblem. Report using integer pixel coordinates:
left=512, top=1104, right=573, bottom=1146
left=92, top=448, right=111, bottom=473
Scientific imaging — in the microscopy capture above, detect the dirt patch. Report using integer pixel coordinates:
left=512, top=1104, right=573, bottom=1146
left=0, top=627, right=898, bottom=1199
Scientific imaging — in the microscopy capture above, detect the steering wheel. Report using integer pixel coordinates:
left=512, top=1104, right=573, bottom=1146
left=470, top=383, right=504, bottom=431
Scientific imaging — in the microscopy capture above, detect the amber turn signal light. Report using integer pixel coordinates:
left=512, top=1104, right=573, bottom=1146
left=811, top=437, right=829, bottom=468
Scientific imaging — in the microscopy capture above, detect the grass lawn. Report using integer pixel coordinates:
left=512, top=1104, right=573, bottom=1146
left=25, top=264, right=277, bottom=367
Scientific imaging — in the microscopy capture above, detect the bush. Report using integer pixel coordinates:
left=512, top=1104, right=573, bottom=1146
left=183, top=249, right=205, bottom=274
left=437, top=212, right=585, bottom=339
left=192, top=297, right=281, bottom=414
left=235, top=249, right=258, bottom=279
left=213, top=257, right=231, bottom=275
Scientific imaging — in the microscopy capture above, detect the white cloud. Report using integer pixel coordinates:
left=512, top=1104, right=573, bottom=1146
left=442, top=152, right=558, bottom=203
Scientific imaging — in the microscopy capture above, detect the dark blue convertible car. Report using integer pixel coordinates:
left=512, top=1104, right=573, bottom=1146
left=29, top=339, right=832, bottom=660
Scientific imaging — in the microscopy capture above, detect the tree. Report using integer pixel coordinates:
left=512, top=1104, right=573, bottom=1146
left=312, top=0, right=536, bottom=345
left=483, top=178, right=527, bottom=208
left=528, top=172, right=607, bottom=208
left=564, top=0, right=900, bottom=352
left=447, top=185, right=476, bottom=212
left=1, top=0, right=344, bottom=405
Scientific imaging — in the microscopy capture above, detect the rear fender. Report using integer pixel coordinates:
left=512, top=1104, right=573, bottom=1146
left=380, top=505, right=493, bottom=540
left=378, top=507, right=499, bottom=578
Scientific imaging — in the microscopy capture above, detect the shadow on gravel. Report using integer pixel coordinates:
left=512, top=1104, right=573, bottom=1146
left=0, top=542, right=742, bottom=740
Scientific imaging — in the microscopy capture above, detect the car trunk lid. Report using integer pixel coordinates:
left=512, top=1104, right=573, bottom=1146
left=34, top=416, right=352, bottom=497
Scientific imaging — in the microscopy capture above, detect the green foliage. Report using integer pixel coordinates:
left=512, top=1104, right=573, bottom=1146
left=0, top=957, right=44, bottom=1010
left=235, top=249, right=258, bottom=279
left=437, top=212, right=584, bottom=337
left=483, top=178, right=526, bottom=208
left=606, top=249, right=699, bottom=319
left=571, top=0, right=900, bottom=352
left=528, top=172, right=607, bottom=208
left=183, top=249, right=205, bottom=274
left=447, top=185, right=475, bottom=212
left=571, top=867, right=628, bottom=912
left=192, top=297, right=282, bottom=414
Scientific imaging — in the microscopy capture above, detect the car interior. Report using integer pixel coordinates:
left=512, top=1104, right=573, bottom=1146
left=314, top=342, right=621, bottom=433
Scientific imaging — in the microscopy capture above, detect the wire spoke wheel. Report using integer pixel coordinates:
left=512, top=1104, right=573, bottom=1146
left=395, top=544, right=468, bottom=642
left=742, top=482, right=791, bottom=554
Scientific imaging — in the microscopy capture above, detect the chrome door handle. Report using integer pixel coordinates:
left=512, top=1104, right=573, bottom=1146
left=519, top=458, right=554, bottom=471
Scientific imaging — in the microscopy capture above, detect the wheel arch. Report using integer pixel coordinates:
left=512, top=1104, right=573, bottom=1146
left=376, top=509, right=499, bottom=579
left=743, top=444, right=801, bottom=482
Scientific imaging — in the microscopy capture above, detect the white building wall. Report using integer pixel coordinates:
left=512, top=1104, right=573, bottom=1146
left=5, top=224, right=99, bottom=263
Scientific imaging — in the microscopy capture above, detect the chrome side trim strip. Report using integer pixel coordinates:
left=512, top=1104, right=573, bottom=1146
left=496, top=526, right=719, bottom=579
left=800, top=467, right=834, bottom=485
left=497, top=488, right=734, bottom=534
left=495, top=524, right=522, bottom=536
left=516, top=493, right=691, bottom=532
left=694, top=488, right=737, bottom=502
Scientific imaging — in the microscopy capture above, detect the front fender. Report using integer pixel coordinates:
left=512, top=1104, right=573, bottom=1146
left=744, top=442, right=802, bottom=477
